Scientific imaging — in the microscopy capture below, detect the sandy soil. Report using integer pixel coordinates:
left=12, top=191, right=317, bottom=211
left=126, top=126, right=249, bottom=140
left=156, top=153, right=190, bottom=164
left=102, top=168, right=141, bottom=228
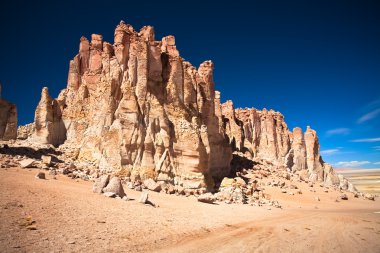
left=1, top=167, right=380, bottom=253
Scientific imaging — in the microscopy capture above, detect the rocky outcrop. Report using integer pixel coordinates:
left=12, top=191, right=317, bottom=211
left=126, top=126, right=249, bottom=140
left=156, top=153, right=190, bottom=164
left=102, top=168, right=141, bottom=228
left=0, top=83, right=17, bottom=140
left=226, top=106, right=339, bottom=186
left=30, top=21, right=232, bottom=189
left=30, top=87, right=66, bottom=146
left=29, top=21, right=340, bottom=190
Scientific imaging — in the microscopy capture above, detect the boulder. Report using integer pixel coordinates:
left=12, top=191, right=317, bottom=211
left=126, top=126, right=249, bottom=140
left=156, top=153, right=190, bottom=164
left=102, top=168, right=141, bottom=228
left=92, top=175, right=110, bottom=193
left=102, top=177, right=125, bottom=197
left=143, top=178, right=162, bottom=192
left=197, top=193, right=216, bottom=204
left=139, top=192, right=149, bottom=204
left=35, top=172, right=46, bottom=179
left=20, top=159, right=37, bottom=168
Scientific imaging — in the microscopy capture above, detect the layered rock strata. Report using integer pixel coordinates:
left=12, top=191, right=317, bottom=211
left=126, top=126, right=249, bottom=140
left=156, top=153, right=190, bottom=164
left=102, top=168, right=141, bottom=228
left=0, top=83, right=17, bottom=140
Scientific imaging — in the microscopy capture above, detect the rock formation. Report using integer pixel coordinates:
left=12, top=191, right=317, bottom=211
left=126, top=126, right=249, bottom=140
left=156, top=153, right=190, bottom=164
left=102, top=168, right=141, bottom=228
left=30, top=87, right=66, bottom=146
left=0, top=83, right=17, bottom=140
left=30, top=21, right=232, bottom=190
left=28, top=21, right=340, bottom=189
left=226, top=105, right=339, bottom=185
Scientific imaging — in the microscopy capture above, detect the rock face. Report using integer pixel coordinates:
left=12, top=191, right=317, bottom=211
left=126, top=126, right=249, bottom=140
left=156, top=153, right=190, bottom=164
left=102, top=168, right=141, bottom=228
left=30, top=87, right=66, bottom=146
left=30, top=21, right=232, bottom=189
left=227, top=106, right=339, bottom=186
left=0, top=83, right=17, bottom=140
left=29, top=21, right=340, bottom=189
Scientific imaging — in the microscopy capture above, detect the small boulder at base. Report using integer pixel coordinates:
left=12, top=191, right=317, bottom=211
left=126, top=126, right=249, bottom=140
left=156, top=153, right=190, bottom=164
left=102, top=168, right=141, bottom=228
left=92, top=175, right=110, bottom=194
left=139, top=192, right=149, bottom=204
left=197, top=193, right=216, bottom=204
left=340, top=194, right=348, bottom=200
left=143, top=178, right=161, bottom=192
left=102, top=177, right=125, bottom=197
left=365, top=193, right=375, bottom=201
left=35, top=172, right=46, bottom=179
left=20, top=159, right=37, bottom=168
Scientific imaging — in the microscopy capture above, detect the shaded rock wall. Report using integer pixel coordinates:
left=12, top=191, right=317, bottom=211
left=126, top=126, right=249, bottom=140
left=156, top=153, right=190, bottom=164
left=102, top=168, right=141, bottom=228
left=0, top=83, right=17, bottom=140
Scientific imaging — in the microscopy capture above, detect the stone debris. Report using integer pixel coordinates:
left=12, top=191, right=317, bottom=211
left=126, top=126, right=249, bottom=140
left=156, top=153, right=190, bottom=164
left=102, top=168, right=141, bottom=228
left=143, top=178, right=161, bottom=192
left=197, top=193, right=216, bottom=204
left=92, top=175, right=110, bottom=194
left=20, top=158, right=37, bottom=168
left=139, top=192, right=149, bottom=204
left=365, top=193, right=375, bottom=201
left=35, top=172, right=46, bottom=179
left=102, top=177, right=125, bottom=198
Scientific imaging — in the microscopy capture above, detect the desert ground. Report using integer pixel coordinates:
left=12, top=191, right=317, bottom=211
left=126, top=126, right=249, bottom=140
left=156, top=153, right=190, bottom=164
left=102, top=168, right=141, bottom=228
left=1, top=167, right=379, bottom=253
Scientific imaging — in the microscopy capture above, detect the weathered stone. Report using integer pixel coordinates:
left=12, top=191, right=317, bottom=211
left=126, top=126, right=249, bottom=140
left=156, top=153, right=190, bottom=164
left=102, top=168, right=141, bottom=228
left=0, top=83, right=17, bottom=140
left=139, top=192, right=149, bottom=204
left=143, top=178, right=161, bottom=192
left=102, top=177, right=125, bottom=197
left=35, top=172, right=46, bottom=179
left=92, top=175, right=110, bottom=193
left=20, top=158, right=37, bottom=168
left=197, top=193, right=216, bottom=204
left=364, top=193, right=375, bottom=201
left=30, top=87, right=66, bottom=146
left=340, top=194, right=348, bottom=200
left=25, top=21, right=342, bottom=193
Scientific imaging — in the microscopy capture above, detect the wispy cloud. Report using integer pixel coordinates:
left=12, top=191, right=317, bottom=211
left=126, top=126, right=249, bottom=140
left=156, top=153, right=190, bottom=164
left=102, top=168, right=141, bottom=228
left=374, top=162, right=380, bottom=165
left=335, top=161, right=371, bottom=167
left=357, top=108, right=380, bottom=123
left=326, top=128, right=350, bottom=137
left=373, top=146, right=380, bottom=151
left=351, top=137, right=380, bottom=143
left=320, top=149, right=340, bottom=155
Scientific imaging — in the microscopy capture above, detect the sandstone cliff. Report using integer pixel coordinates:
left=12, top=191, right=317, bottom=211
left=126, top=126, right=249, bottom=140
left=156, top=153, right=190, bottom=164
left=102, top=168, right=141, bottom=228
left=0, top=83, right=17, bottom=140
left=28, top=21, right=340, bottom=189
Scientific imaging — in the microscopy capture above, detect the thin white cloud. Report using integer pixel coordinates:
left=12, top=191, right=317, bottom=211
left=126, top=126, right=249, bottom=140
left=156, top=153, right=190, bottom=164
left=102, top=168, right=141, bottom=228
left=373, top=146, right=380, bottom=151
left=326, top=128, right=350, bottom=136
left=320, top=149, right=340, bottom=155
left=351, top=137, right=380, bottom=143
left=335, top=161, right=371, bottom=167
left=374, top=162, right=380, bottom=165
left=357, top=108, right=380, bottom=123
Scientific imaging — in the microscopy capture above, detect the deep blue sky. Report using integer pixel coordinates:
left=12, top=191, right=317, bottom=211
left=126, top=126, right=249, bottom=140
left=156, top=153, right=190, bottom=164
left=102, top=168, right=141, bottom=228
left=1, top=0, right=379, bottom=167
